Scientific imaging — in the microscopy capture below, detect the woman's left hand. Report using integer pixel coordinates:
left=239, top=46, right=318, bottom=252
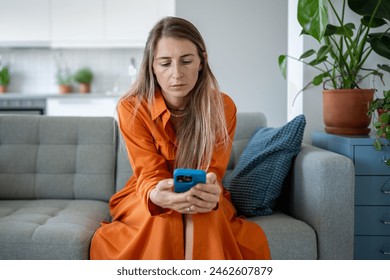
left=186, top=172, right=221, bottom=214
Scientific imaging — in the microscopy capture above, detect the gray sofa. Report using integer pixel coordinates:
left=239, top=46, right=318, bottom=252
left=0, top=113, right=355, bottom=260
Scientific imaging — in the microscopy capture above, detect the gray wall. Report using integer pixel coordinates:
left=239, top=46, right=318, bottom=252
left=177, top=1, right=387, bottom=142
left=176, top=0, right=288, bottom=127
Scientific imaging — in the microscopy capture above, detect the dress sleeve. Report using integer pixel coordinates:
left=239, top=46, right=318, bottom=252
left=116, top=99, right=173, bottom=216
left=208, top=93, right=237, bottom=182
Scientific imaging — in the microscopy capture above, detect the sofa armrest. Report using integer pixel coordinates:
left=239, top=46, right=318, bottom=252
left=289, top=144, right=355, bottom=259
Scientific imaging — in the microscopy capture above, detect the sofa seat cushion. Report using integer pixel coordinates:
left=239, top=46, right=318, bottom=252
left=0, top=199, right=109, bottom=260
left=249, top=212, right=317, bottom=260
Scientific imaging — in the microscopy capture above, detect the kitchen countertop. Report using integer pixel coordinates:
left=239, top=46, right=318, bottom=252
left=0, top=92, right=122, bottom=115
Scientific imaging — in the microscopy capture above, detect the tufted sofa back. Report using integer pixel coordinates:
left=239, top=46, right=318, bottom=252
left=0, top=113, right=267, bottom=199
left=226, top=112, right=267, bottom=171
left=0, top=115, right=117, bottom=202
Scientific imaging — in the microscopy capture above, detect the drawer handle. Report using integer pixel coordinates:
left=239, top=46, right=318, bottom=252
left=380, top=250, right=390, bottom=255
left=381, top=220, right=390, bottom=225
left=380, top=177, right=390, bottom=195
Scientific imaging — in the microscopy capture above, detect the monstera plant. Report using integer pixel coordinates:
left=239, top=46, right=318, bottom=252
left=279, top=0, right=390, bottom=135
left=280, top=0, right=390, bottom=89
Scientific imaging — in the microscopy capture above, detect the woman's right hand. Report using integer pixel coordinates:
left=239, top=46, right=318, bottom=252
left=149, top=179, right=192, bottom=214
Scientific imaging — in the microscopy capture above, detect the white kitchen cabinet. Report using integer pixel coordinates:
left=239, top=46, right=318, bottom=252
left=51, top=0, right=175, bottom=48
left=46, top=96, right=119, bottom=117
left=51, top=0, right=104, bottom=45
left=0, top=0, right=50, bottom=46
left=0, top=0, right=175, bottom=48
left=105, top=0, right=175, bottom=47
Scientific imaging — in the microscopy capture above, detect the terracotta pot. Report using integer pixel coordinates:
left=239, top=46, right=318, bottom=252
left=0, top=85, right=7, bottom=93
left=323, top=89, right=374, bottom=135
left=79, top=83, right=90, bottom=93
left=59, top=85, right=72, bottom=94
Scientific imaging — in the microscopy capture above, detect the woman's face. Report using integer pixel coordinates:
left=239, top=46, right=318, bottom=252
left=153, top=37, right=202, bottom=109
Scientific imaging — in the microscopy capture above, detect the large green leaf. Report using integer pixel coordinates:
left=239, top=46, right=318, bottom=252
left=368, top=33, right=390, bottom=59
left=348, top=0, right=390, bottom=21
left=278, top=55, right=287, bottom=79
left=298, top=0, right=328, bottom=41
left=300, top=49, right=316, bottom=59
left=312, top=72, right=330, bottom=85
left=317, top=45, right=331, bottom=59
left=325, top=23, right=355, bottom=37
left=361, top=16, right=387, bottom=27
left=308, top=55, right=327, bottom=66
left=378, top=64, right=390, bottom=73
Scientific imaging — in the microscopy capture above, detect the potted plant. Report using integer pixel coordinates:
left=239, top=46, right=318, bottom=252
left=73, top=67, right=93, bottom=93
left=56, top=68, right=73, bottom=94
left=279, top=0, right=390, bottom=135
left=0, top=66, right=10, bottom=93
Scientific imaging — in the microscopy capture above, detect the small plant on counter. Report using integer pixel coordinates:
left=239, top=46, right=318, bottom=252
left=56, top=68, right=73, bottom=94
left=0, top=66, right=10, bottom=93
left=73, top=67, right=93, bottom=93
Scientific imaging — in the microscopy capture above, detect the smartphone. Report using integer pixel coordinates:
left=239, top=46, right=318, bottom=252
left=173, top=168, right=206, bottom=193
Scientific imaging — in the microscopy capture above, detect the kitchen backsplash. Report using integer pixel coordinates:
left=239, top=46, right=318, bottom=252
left=0, top=48, right=143, bottom=95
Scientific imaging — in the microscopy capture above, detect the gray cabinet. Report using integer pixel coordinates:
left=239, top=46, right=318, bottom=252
left=312, top=131, right=390, bottom=260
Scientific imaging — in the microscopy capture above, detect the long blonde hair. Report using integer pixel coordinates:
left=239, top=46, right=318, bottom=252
left=120, top=17, right=229, bottom=170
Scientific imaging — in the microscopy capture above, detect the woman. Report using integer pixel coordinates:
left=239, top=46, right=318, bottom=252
left=90, top=16, right=270, bottom=260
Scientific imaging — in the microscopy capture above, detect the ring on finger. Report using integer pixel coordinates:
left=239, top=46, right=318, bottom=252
left=186, top=207, right=191, bottom=212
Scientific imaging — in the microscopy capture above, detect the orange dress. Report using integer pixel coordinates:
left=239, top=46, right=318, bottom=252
left=90, top=91, right=271, bottom=260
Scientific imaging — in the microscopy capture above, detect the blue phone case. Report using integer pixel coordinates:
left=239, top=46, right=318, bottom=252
left=173, top=168, right=206, bottom=193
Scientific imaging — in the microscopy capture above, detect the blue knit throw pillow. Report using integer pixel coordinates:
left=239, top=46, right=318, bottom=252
left=224, top=114, right=306, bottom=217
